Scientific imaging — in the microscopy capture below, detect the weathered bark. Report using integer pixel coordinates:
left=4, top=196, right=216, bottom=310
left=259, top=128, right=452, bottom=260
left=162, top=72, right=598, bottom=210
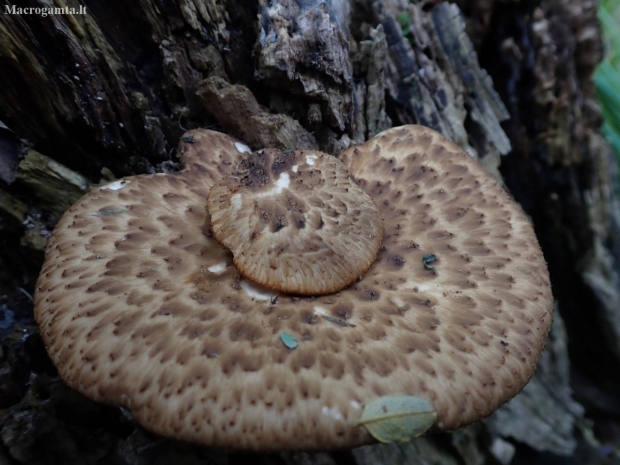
left=1, top=0, right=618, bottom=463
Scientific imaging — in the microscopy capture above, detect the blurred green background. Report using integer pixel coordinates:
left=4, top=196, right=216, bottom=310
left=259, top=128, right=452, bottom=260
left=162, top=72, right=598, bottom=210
left=595, top=0, right=620, bottom=165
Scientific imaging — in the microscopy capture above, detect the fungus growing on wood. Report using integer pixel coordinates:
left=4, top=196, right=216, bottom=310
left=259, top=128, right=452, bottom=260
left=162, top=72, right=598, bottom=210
left=207, top=148, right=384, bottom=295
left=34, top=125, right=553, bottom=451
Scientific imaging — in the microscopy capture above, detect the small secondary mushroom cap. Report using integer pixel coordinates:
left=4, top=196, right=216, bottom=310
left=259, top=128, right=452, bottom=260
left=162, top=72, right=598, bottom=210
left=207, top=148, right=384, bottom=295
left=34, top=125, right=553, bottom=451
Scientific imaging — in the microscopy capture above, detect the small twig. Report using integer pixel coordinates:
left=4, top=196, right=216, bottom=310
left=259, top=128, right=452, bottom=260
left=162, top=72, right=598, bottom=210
left=18, top=287, right=33, bottom=302
left=321, top=314, right=356, bottom=327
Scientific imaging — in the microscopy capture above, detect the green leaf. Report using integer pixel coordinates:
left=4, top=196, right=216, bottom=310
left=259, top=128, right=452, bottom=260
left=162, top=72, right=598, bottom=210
left=397, top=11, right=410, bottom=30
left=279, top=332, right=298, bottom=350
left=358, top=396, right=436, bottom=443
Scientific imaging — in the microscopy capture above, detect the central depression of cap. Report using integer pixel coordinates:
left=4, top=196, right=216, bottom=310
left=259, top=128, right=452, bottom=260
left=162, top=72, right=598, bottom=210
left=207, top=149, right=384, bottom=295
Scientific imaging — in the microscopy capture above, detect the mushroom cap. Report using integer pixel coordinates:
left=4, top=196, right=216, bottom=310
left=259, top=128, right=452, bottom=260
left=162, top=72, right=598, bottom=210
left=207, top=148, right=384, bottom=295
left=34, top=125, right=553, bottom=451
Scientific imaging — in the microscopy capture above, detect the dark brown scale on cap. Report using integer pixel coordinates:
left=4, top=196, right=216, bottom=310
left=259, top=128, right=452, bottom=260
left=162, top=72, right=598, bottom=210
left=33, top=126, right=552, bottom=452
left=207, top=149, right=384, bottom=295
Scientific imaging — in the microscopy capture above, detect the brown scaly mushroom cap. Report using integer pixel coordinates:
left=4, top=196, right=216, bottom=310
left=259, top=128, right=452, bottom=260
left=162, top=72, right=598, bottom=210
left=207, top=148, right=384, bottom=295
left=34, top=125, right=553, bottom=451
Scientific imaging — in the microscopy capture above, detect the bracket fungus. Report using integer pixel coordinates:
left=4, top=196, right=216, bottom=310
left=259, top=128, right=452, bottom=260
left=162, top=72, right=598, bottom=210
left=34, top=125, right=553, bottom=451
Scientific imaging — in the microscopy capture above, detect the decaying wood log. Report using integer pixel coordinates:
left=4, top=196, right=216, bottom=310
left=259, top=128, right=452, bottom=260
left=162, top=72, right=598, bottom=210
left=1, top=0, right=619, bottom=463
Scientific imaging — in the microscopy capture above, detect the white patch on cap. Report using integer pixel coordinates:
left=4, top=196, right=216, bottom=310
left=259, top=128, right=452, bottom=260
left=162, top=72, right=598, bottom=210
left=240, top=280, right=275, bottom=301
left=234, top=142, right=251, bottom=154
left=231, top=193, right=242, bottom=211
left=416, top=284, right=440, bottom=293
left=255, top=172, right=290, bottom=198
left=313, top=306, right=328, bottom=316
left=102, top=180, right=130, bottom=191
left=275, top=172, right=290, bottom=194
left=292, top=165, right=299, bottom=173
left=350, top=400, right=361, bottom=410
left=321, top=406, right=344, bottom=421
left=391, top=297, right=405, bottom=308
left=207, top=263, right=227, bottom=273
left=305, top=154, right=318, bottom=165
